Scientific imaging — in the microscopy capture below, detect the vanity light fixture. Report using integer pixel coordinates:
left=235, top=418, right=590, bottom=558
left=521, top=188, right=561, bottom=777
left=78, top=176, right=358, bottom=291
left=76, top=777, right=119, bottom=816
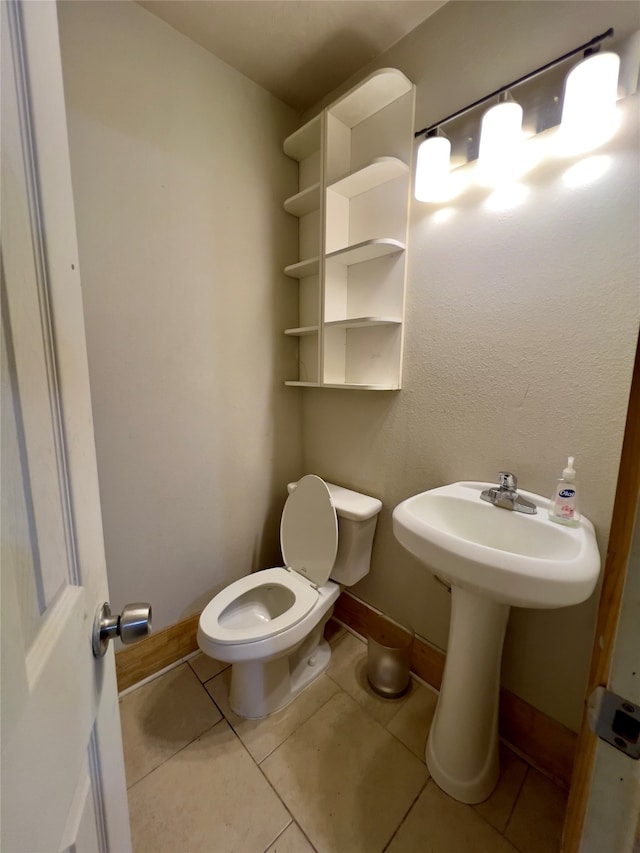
left=477, top=94, right=524, bottom=187
left=559, top=49, right=621, bottom=154
left=414, top=27, right=617, bottom=202
left=415, top=130, right=452, bottom=202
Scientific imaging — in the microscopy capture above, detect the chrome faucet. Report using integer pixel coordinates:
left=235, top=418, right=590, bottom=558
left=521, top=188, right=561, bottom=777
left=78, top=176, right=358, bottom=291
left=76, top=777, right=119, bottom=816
left=480, top=472, right=537, bottom=514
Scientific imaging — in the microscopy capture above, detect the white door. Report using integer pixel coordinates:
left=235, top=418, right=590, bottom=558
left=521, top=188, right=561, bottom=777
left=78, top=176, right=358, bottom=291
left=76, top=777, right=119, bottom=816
left=1, top=1, right=131, bottom=850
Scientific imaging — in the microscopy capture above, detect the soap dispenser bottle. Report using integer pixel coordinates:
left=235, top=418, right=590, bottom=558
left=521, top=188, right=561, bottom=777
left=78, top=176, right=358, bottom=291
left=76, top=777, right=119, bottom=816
left=549, top=456, right=580, bottom=526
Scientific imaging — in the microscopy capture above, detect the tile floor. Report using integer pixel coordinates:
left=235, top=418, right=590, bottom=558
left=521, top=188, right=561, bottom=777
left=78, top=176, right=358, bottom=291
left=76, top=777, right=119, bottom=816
left=120, top=622, right=568, bottom=853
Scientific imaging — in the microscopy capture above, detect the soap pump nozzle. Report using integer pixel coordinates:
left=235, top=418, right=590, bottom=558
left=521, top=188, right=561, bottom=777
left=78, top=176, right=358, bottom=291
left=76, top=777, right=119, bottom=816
left=563, top=456, right=576, bottom=481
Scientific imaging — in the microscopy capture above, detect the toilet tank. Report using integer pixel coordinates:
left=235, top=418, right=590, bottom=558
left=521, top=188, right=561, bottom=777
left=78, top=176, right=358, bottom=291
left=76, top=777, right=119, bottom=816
left=287, top=480, right=382, bottom=586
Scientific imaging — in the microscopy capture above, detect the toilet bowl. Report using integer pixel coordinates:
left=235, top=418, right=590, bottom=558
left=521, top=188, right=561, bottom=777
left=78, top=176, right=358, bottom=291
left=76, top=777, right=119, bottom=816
left=198, top=474, right=381, bottom=719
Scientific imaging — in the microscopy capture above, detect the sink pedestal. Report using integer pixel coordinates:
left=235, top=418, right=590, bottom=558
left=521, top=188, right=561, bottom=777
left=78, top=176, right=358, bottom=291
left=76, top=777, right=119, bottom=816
left=426, top=585, right=510, bottom=804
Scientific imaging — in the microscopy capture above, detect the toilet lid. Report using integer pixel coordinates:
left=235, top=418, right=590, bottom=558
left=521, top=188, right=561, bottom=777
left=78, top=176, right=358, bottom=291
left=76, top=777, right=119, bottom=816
left=280, top=475, right=338, bottom=588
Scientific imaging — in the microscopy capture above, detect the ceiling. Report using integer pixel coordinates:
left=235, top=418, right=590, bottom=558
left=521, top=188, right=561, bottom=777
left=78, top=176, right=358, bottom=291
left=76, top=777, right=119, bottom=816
left=138, top=0, right=446, bottom=112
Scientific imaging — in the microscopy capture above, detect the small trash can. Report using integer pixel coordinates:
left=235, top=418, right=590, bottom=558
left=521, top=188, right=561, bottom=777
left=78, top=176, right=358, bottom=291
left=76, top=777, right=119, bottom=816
left=367, top=620, right=414, bottom=698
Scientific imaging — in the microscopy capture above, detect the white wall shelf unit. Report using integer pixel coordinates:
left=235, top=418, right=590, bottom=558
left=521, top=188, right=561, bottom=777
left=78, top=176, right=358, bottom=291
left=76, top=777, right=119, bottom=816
left=282, top=68, right=415, bottom=390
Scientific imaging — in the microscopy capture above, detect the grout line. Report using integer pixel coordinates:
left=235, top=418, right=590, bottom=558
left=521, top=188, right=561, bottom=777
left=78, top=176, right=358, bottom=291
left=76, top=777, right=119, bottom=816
left=254, top=759, right=309, bottom=849
left=262, top=819, right=318, bottom=853
left=383, top=720, right=429, bottom=767
left=256, top=688, right=340, bottom=766
left=323, top=641, right=417, bottom=732
left=193, top=669, right=227, bottom=717
left=292, top=821, right=319, bottom=853
left=323, top=670, right=427, bottom=767
left=500, top=737, right=569, bottom=791
left=260, top=817, right=294, bottom=853
left=471, top=789, right=517, bottom=839
left=189, top=657, right=230, bottom=685
left=204, top=658, right=341, bottom=766
left=124, top=716, right=225, bottom=792
left=118, top=651, right=199, bottom=698
left=222, top=717, right=299, bottom=834
left=381, top=777, right=429, bottom=853
left=503, top=765, right=530, bottom=839
left=209, top=677, right=344, bottom=851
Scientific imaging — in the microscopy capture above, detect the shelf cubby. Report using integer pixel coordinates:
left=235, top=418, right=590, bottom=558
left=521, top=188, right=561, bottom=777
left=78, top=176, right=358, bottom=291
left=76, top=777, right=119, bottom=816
left=323, top=322, right=403, bottom=389
left=328, top=157, right=409, bottom=199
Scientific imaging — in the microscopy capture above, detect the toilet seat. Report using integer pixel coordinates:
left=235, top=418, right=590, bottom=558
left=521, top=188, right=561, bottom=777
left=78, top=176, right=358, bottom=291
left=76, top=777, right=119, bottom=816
left=200, top=476, right=339, bottom=647
left=280, top=474, right=338, bottom=588
left=199, top=567, right=318, bottom=645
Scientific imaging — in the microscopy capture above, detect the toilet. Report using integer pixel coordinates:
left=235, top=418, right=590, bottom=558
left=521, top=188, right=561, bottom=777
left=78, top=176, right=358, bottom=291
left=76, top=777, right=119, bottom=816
left=198, top=474, right=382, bottom=719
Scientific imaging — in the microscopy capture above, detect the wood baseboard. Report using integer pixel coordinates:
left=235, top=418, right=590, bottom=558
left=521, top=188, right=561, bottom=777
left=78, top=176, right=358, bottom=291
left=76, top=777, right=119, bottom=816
left=115, top=613, right=200, bottom=692
left=334, top=591, right=577, bottom=788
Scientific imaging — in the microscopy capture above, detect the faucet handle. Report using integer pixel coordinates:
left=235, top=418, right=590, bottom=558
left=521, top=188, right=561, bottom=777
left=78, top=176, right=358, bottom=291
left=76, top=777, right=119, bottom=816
left=498, top=471, right=517, bottom=490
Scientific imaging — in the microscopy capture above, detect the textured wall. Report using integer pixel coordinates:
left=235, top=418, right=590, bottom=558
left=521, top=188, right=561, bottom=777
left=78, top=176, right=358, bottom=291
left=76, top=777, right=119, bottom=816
left=302, top=2, right=640, bottom=730
left=58, top=0, right=302, bottom=631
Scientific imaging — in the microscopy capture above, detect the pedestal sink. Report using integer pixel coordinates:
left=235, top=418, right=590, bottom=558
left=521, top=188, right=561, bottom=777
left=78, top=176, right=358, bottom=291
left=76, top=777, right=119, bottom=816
left=392, top=481, right=600, bottom=804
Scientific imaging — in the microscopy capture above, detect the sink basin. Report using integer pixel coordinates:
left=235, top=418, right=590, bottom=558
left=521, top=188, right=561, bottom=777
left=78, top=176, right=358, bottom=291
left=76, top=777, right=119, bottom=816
left=392, top=480, right=601, bottom=805
left=392, top=481, right=600, bottom=608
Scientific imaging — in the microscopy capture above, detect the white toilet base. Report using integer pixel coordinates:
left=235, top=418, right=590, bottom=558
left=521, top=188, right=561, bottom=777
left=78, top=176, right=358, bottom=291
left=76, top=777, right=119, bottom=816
left=228, top=613, right=333, bottom=719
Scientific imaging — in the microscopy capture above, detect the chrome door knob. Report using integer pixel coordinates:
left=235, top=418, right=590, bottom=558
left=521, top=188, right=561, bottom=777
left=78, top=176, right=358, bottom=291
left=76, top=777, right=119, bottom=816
left=92, top=601, right=152, bottom=657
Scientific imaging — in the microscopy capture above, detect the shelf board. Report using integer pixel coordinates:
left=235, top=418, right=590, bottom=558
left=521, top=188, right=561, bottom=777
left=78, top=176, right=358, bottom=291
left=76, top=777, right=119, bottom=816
left=326, top=238, right=405, bottom=266
left=284, top=182, right=321, bottom=217
left=328, top=157, right=409, bottom=199
left=283, top=115, right=322, bottom=161
left=324, top=316, right=401, bottom=329
left=284, top=325, right=319, bottom=336
left=322, top=382, right=400, bottom=391
left=329, top=68, right=413, bottom=129
left=284, top=381, right=320, bottom=387
left=284, top=257, right=320, bottom=279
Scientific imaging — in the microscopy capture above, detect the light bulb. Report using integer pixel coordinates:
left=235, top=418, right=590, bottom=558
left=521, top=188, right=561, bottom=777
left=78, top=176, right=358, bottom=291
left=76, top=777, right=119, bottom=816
left=559, top=51, right=620, bottom=154
left=477, top=100, right=524, bottom=187
left=415, top=135, right=452, bottom=202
